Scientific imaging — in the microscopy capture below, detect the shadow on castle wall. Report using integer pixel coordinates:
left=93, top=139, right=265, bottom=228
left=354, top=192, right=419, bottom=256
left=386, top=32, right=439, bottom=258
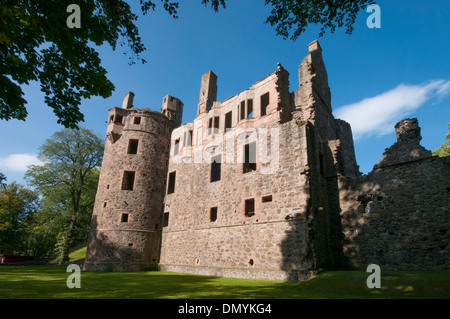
left=339, top=155, right=450, bottom=271
left=84, top=215, right=160, bottom=272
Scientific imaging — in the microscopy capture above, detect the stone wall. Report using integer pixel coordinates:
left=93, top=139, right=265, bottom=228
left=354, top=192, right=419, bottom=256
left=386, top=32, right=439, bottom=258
left=339, top=119, right=450, bottom=270
left=84, top=40, right=448, bottom=279
left=84, top=105, right=178, bottom=271
left=160, top=105, right=316, bottom=281
left=159, top=40, right=357, bottom=280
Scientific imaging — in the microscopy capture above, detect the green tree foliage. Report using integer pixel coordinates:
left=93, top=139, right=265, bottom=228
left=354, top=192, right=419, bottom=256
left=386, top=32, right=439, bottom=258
left=0, top=182, right=39, bottom=255
left=263, top=0, right=372, bottom=40
left=432, top=124, right=450, bottom=157
left=25, top=127, right=103, bottom=262
left=1, top=0, right=180, bottom=128
left=0, top=172, right=6, bottom=188
left=2, top=0, right=370, bottom=128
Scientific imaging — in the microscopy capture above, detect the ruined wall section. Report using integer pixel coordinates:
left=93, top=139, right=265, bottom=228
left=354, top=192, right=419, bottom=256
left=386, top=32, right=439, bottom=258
left=85, top=100, right=180, bottom=271
left=291, top=40, right=359, bottom=269
left=160, top=120, right=313, bottom=280
left=159, top=67, right=319, bottom=281
left=339, top=119, right=450, bottom=270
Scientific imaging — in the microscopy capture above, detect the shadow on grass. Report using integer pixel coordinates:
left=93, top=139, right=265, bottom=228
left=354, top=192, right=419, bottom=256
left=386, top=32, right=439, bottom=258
left=0, top=265, right=449, bottom=299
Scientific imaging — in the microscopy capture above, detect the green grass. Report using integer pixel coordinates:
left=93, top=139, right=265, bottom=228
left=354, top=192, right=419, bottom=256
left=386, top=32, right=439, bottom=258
left=0, top=265, right=449, bottom=299
left=2, top=246, right=448, bottom=299
left=48, top=242, right=87, bottom=264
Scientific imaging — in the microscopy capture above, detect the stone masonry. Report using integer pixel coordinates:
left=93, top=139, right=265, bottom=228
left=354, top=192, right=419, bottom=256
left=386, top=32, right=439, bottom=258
left=84, top=40, right=449, bottom=279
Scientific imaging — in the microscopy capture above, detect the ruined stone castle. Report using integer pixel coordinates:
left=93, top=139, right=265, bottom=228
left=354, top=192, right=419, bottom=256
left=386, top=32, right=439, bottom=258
left=84, top=40, right=449, bottom=280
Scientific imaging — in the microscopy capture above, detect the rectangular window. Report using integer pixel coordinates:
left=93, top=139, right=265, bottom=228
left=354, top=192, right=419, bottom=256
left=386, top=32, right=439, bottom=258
left=114, top=114, right=123, bottom=124
left=243, top=142, right=257, bottom=173
left=247, top=99, right=253, bottom=118
left=262, top=195, right=273, bottom=203
left=210, top=155, right=221, bottom=183
left=121, top=171, right=135, bottom=190
left=214, top=116, right=220, bottom=131
left=183, top=130, right=193, bottom=147
left=209, top=116, right=219, bottom=135
left=240, top=101, right=246, bottom=120
left=189, top=130, right=193, bottom=146
left=163, top=212, right=169, bottom=227
left=209, top=207, right=218, bottom=222
left=245, top=198, right=255, bottom=217
left=260, top=92, right=269, bottom=117
left=174, top=138, right=180, bottom=155
left=208, top=118, right=213, bottom=135
left=121, top=213, right=129, bottom=223
left=167, top=171, right=176, bottom=194
left=134, top=117, right=141, bottom=124
left=127, top=139, right=139, bottom=154
left=225, top=111, right=232, bottom=132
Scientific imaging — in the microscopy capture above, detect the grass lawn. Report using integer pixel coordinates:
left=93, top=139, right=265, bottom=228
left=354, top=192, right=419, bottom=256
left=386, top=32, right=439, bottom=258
left=1, top=245, right=449, bottom=299
left=0, top=264, right=449, bottom=299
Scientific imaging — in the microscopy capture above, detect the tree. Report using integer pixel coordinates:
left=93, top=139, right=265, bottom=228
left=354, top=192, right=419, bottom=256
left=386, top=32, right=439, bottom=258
left=0, top=182, right=39, bottom=255
left=2, top=0, right=370, bottom=128
left=432, top=124, right=450, bottom=157
left=263, top=0, right=372, bottom=40
left=0, top=172, right=6, bottom=189
left=1, top=0, right=180, bottom=128
left=25, top=127, right=103, bottom=262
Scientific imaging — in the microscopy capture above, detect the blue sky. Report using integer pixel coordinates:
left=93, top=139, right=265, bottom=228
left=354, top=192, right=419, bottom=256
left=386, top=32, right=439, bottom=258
left=1, top=0, right=449, bottom=185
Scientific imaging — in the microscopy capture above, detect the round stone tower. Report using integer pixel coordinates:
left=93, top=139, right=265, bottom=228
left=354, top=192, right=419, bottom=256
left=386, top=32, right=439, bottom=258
left=84, top=93, right=183, bottom=271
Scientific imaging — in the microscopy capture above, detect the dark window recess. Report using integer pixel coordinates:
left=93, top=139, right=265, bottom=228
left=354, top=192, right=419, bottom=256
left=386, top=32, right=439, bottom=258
left=127, top=139, right=139, bottom=154
left=210, top=155, right=221, bottom=183
left=225, top=111, right=232, bottom=132
left=174, top=139, right=180, bottom=155
left=122, top=171, right=135, bottom=190
left=262, top=195, right=273, bottom=203
left=210, top=207, right=218, bottom=222
left=214, top=116, right=220, bottom=130
left=167, top=171, right=176, bottom=194
left=114, top=114, right=123, bottom=124
left=209, top=117, right=220, bottom=135
left=121, top=213, right=129, bottom=223
left=247, top=99, right=253, bottom=118
left=163, top=212, right=169, bottom=227
left=260, top=92, right=269, bottom=116
left=319, top=153, right=325, bottom=176
left=134, top=117, right=141, bottom=124
left=208, top=118, right=213, bottom=135
left=245, top=198, right=255, bottom=217
left=243, top=142, right=257, bottom=173
left=240, top=101, right=246, bottom=120
left=109, top=115, right=114, bottom=123
left=357, top=194, right=373, bottom=214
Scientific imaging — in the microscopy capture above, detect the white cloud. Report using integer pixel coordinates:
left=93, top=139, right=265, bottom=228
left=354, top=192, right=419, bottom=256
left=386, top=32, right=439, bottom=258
left=0, top=153, right=44, bottom=172
left=334, top=80, right=450, bottom=140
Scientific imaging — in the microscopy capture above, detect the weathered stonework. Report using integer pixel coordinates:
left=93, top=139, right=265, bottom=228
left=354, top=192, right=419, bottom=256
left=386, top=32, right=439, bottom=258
left=84, top=97, right=182, bottom=271
left=339, top=118, right=449, bottom=270
left=84, top=40, right=449, bottom=278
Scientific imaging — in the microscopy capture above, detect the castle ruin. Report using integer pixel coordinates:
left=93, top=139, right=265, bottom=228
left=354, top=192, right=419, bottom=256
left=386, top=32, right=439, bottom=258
left=84, top=40, right=449, bottom=280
